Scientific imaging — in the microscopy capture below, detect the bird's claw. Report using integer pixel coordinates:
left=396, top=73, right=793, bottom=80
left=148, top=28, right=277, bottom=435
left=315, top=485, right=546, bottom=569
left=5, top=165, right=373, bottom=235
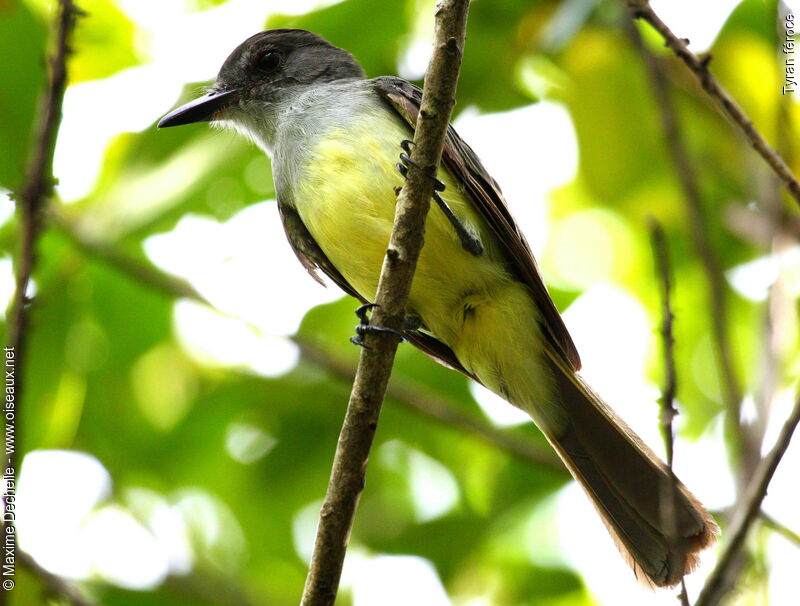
left=350, top=303, right=407, bottom=348
left=396, top=141, right=446, bottom=192
left=394, top=140, right=483, bottom=257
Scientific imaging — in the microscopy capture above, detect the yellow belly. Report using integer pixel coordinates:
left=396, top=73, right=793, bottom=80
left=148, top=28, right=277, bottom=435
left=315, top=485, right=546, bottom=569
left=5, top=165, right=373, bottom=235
left=293, top=113, right=553, bottom=413
left=295, top=117, right=489, bottom=329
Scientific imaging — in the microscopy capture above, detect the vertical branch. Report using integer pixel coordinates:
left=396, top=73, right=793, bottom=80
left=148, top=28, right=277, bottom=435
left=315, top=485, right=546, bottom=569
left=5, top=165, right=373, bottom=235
left=625, top=0, right=800, bottom=207
left=649, top=219, right=677, bottom=467
left=299, top=2, right=470, bottom=604
left=6, top=0, right=78, bottom=445
left=7, top=0, right=77, bottom=358
left=648, top=218, right=689, bottom=606
left=695, top=393, right=800, bottom=606
left=3, top=5, right=78, bottom=604
left=624, top=16, right=747, bottom=482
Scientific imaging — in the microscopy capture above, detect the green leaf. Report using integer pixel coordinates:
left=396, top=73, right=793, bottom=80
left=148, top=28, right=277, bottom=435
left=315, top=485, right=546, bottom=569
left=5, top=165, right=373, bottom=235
left=70, top=0, right=142, bottom=83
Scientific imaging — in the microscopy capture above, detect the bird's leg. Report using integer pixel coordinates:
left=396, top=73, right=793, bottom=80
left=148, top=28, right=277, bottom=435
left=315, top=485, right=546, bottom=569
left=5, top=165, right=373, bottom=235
left=396, top=140, right=484, bottom=257
left=350, top=303, right=407, bottom=348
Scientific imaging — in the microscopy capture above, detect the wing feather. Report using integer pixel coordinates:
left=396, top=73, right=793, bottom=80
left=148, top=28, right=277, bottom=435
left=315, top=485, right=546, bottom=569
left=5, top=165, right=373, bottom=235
left=373, top=76, right=581, bottom=370
left=277, top=200, right=476, bottom=379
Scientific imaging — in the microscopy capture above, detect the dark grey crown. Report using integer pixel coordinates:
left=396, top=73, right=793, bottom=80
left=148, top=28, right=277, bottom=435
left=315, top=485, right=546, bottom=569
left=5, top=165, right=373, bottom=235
left=215, top=28, right=366, bottom=92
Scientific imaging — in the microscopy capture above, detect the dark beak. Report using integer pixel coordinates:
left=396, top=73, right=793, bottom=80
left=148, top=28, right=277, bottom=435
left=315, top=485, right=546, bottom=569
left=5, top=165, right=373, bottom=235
left=158, top=88, right=240, bottom=128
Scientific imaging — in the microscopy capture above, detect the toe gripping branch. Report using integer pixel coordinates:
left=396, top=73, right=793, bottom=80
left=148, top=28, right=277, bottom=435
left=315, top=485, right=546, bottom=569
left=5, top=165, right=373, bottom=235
left=396, top=140, right=483, bottom=257
left=350, top=303, right=408, bottom=348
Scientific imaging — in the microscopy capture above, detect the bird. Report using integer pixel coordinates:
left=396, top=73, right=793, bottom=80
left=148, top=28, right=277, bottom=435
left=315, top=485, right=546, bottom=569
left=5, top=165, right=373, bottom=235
left=158, top=28, right=718, bottom=587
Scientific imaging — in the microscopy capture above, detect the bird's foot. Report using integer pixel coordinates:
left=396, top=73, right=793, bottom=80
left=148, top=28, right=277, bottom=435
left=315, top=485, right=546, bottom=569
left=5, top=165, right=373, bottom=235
left=350, top=303, right=407, bottom=348
left=395, top=139, right=446, bottom=192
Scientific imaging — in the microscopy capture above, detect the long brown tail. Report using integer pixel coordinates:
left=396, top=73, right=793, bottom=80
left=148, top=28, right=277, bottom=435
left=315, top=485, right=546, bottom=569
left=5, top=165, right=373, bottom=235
left=540, top=350, right=719, bottom=587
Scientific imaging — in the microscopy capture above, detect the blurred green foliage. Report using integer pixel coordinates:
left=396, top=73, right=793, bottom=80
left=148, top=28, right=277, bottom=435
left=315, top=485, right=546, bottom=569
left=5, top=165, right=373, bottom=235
left=2, top=0, right=798, bottom=604
left=0, top=1, right=46, bottom=189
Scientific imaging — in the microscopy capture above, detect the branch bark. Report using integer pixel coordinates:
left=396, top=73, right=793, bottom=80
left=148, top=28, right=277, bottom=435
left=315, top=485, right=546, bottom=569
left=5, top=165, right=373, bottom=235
left=7, top=0, right=77, bottom=370
left=648, top=218, right=689, bottom=606
left=695, top=393, right=800, bottom=606
left=648, top=219, right=678, bottom=468
left=626, top=0, right=800, bottom=208
left=4, top=5, right=78, bottom=605
left=7, top=0, right=77, bottom=428
left=299, top=2, right=470, bottom=604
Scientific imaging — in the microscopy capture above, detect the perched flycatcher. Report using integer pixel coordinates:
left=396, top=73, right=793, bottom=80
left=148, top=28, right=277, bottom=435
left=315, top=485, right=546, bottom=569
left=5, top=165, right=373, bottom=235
left=159, top=29, right=717, bottom=587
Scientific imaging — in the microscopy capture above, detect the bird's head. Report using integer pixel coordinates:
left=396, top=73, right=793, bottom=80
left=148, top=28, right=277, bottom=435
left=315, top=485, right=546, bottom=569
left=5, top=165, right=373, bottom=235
left=158, top=29, right=364, bottom=129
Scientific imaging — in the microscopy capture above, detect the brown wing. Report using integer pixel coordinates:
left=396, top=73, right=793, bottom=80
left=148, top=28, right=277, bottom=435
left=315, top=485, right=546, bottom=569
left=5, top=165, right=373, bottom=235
left=372, top=76, right=581, bottom=371
left=277, top=199, right=478, bottom=379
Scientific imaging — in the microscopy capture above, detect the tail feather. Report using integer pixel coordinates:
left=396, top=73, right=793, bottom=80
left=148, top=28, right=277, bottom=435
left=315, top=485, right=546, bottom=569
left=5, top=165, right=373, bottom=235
left=540, top=349, right=719, bottom=587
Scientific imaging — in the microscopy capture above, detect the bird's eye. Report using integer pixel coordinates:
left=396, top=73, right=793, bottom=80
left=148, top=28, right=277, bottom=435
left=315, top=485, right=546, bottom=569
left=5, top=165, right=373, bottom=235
left=256, top=50, right=281, bottom=74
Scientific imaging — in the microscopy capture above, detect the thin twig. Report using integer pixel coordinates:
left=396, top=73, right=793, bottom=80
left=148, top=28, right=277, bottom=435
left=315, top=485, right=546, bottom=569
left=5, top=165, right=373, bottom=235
left=19, top=551, right=97, bottom=606
left=648, top=219, right=678, bottom=467
left=647, top=218, right=688, bottom=606
left=624, top=14, right=747, bottom=483
left=625, top=0, right=800, bottom=207
left=678, top=580, right=690, bottom=606
left=760, top=511, right=800, bottom=548
left=51, top=209, right=205, bottom=303
left=695, top=393, right=800, bottom=606
left=300, top=3, right=470, bottom=603
left=293, top=336, right=563, bottom=471
left=4, top=5, right=79, bottom=606
left=7, top=0, right=78, bottom=377
left=725, top=203, right=800, bottom=247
